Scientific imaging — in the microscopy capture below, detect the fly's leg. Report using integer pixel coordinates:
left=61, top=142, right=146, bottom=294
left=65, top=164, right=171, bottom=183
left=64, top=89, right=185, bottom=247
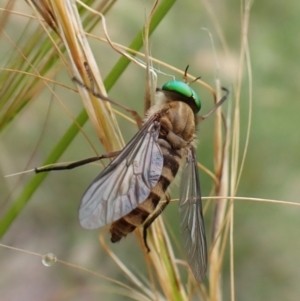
left=143, top=194, right=171, bottom=253
left=73, top=62, right=143, bottom=128
left=198, top=87, right=229, bottom=122
left=35, top=150, right=120, bottom=173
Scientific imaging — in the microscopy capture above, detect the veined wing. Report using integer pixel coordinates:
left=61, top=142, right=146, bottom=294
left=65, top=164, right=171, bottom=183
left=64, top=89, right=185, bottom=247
left=79, top=115, right=163, bottom=229
left=179, top=147, right=207, bottom=282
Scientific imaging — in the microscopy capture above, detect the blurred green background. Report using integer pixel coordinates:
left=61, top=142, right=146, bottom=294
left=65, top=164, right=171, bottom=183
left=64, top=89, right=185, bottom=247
left=1, top=0, right=300, bottom=300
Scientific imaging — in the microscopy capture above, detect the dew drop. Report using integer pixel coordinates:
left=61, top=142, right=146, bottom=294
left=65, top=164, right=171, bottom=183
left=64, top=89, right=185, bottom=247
left=42, top=253, right=57, bottom=267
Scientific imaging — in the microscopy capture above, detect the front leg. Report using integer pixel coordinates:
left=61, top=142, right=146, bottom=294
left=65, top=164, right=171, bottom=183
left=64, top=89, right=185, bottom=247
left=160, top=124, right=189, bottom=149
left=159, top=115, right=189, bottom=149
left=166, top=130, right=189, bottom=149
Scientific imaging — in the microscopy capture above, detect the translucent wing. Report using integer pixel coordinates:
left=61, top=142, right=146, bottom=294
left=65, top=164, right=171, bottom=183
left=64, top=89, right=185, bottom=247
left=179, top=147, right=207, bottom=282
left=79, top=116, right=163, bottom=229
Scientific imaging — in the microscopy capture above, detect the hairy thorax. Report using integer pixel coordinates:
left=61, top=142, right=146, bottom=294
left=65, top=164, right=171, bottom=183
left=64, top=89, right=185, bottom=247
left=159, top=101, right=196, bottom=149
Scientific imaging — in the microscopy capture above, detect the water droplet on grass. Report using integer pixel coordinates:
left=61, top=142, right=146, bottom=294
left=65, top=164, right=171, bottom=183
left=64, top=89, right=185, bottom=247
left=42, top=253, right=57, bottom=267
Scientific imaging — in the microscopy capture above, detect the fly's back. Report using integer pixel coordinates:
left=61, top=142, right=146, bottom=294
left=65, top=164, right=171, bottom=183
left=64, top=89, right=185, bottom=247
left=109, top=85, right=199, bottom=242
left=78, top=73, right=211, bottom=282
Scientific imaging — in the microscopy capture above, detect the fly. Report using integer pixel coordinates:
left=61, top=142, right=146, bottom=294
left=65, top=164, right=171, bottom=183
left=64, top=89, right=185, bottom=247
left=36, top=66, right=229, bottom=282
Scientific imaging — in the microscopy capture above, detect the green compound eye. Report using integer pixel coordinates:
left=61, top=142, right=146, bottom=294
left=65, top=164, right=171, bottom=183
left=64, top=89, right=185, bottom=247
left=162, top=81, right=201, bottom=112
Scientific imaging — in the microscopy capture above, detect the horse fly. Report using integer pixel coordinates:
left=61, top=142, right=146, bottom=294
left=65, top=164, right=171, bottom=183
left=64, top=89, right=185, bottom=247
left=36, top=66, right=228, bottom=282
left=77, top=67, right=228, bottom=282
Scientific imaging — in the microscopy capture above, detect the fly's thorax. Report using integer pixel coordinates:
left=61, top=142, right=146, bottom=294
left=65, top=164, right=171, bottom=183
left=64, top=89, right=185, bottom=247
left=160, top=101, right=196, bottom=144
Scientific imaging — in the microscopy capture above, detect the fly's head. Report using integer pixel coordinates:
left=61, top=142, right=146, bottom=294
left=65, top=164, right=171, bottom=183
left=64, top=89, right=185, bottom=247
left=157, top=81, right=201, bottom=115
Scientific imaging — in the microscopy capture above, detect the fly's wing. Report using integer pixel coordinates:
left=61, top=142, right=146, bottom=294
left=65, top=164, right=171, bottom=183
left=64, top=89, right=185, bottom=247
left=79, top=115, right=163, bottom=229
left=179, top=147, right=208, bottom=282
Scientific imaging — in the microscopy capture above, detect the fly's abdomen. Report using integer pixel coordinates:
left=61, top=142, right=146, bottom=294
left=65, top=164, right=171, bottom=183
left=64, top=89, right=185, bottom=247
left=110, top=139, right=182, bottom=243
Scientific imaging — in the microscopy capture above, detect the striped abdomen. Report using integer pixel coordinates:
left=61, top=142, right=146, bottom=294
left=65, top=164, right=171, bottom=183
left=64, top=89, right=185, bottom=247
left=110, top=140, right=182, bottom=242
left=110, top=101, right=196, bottom=243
